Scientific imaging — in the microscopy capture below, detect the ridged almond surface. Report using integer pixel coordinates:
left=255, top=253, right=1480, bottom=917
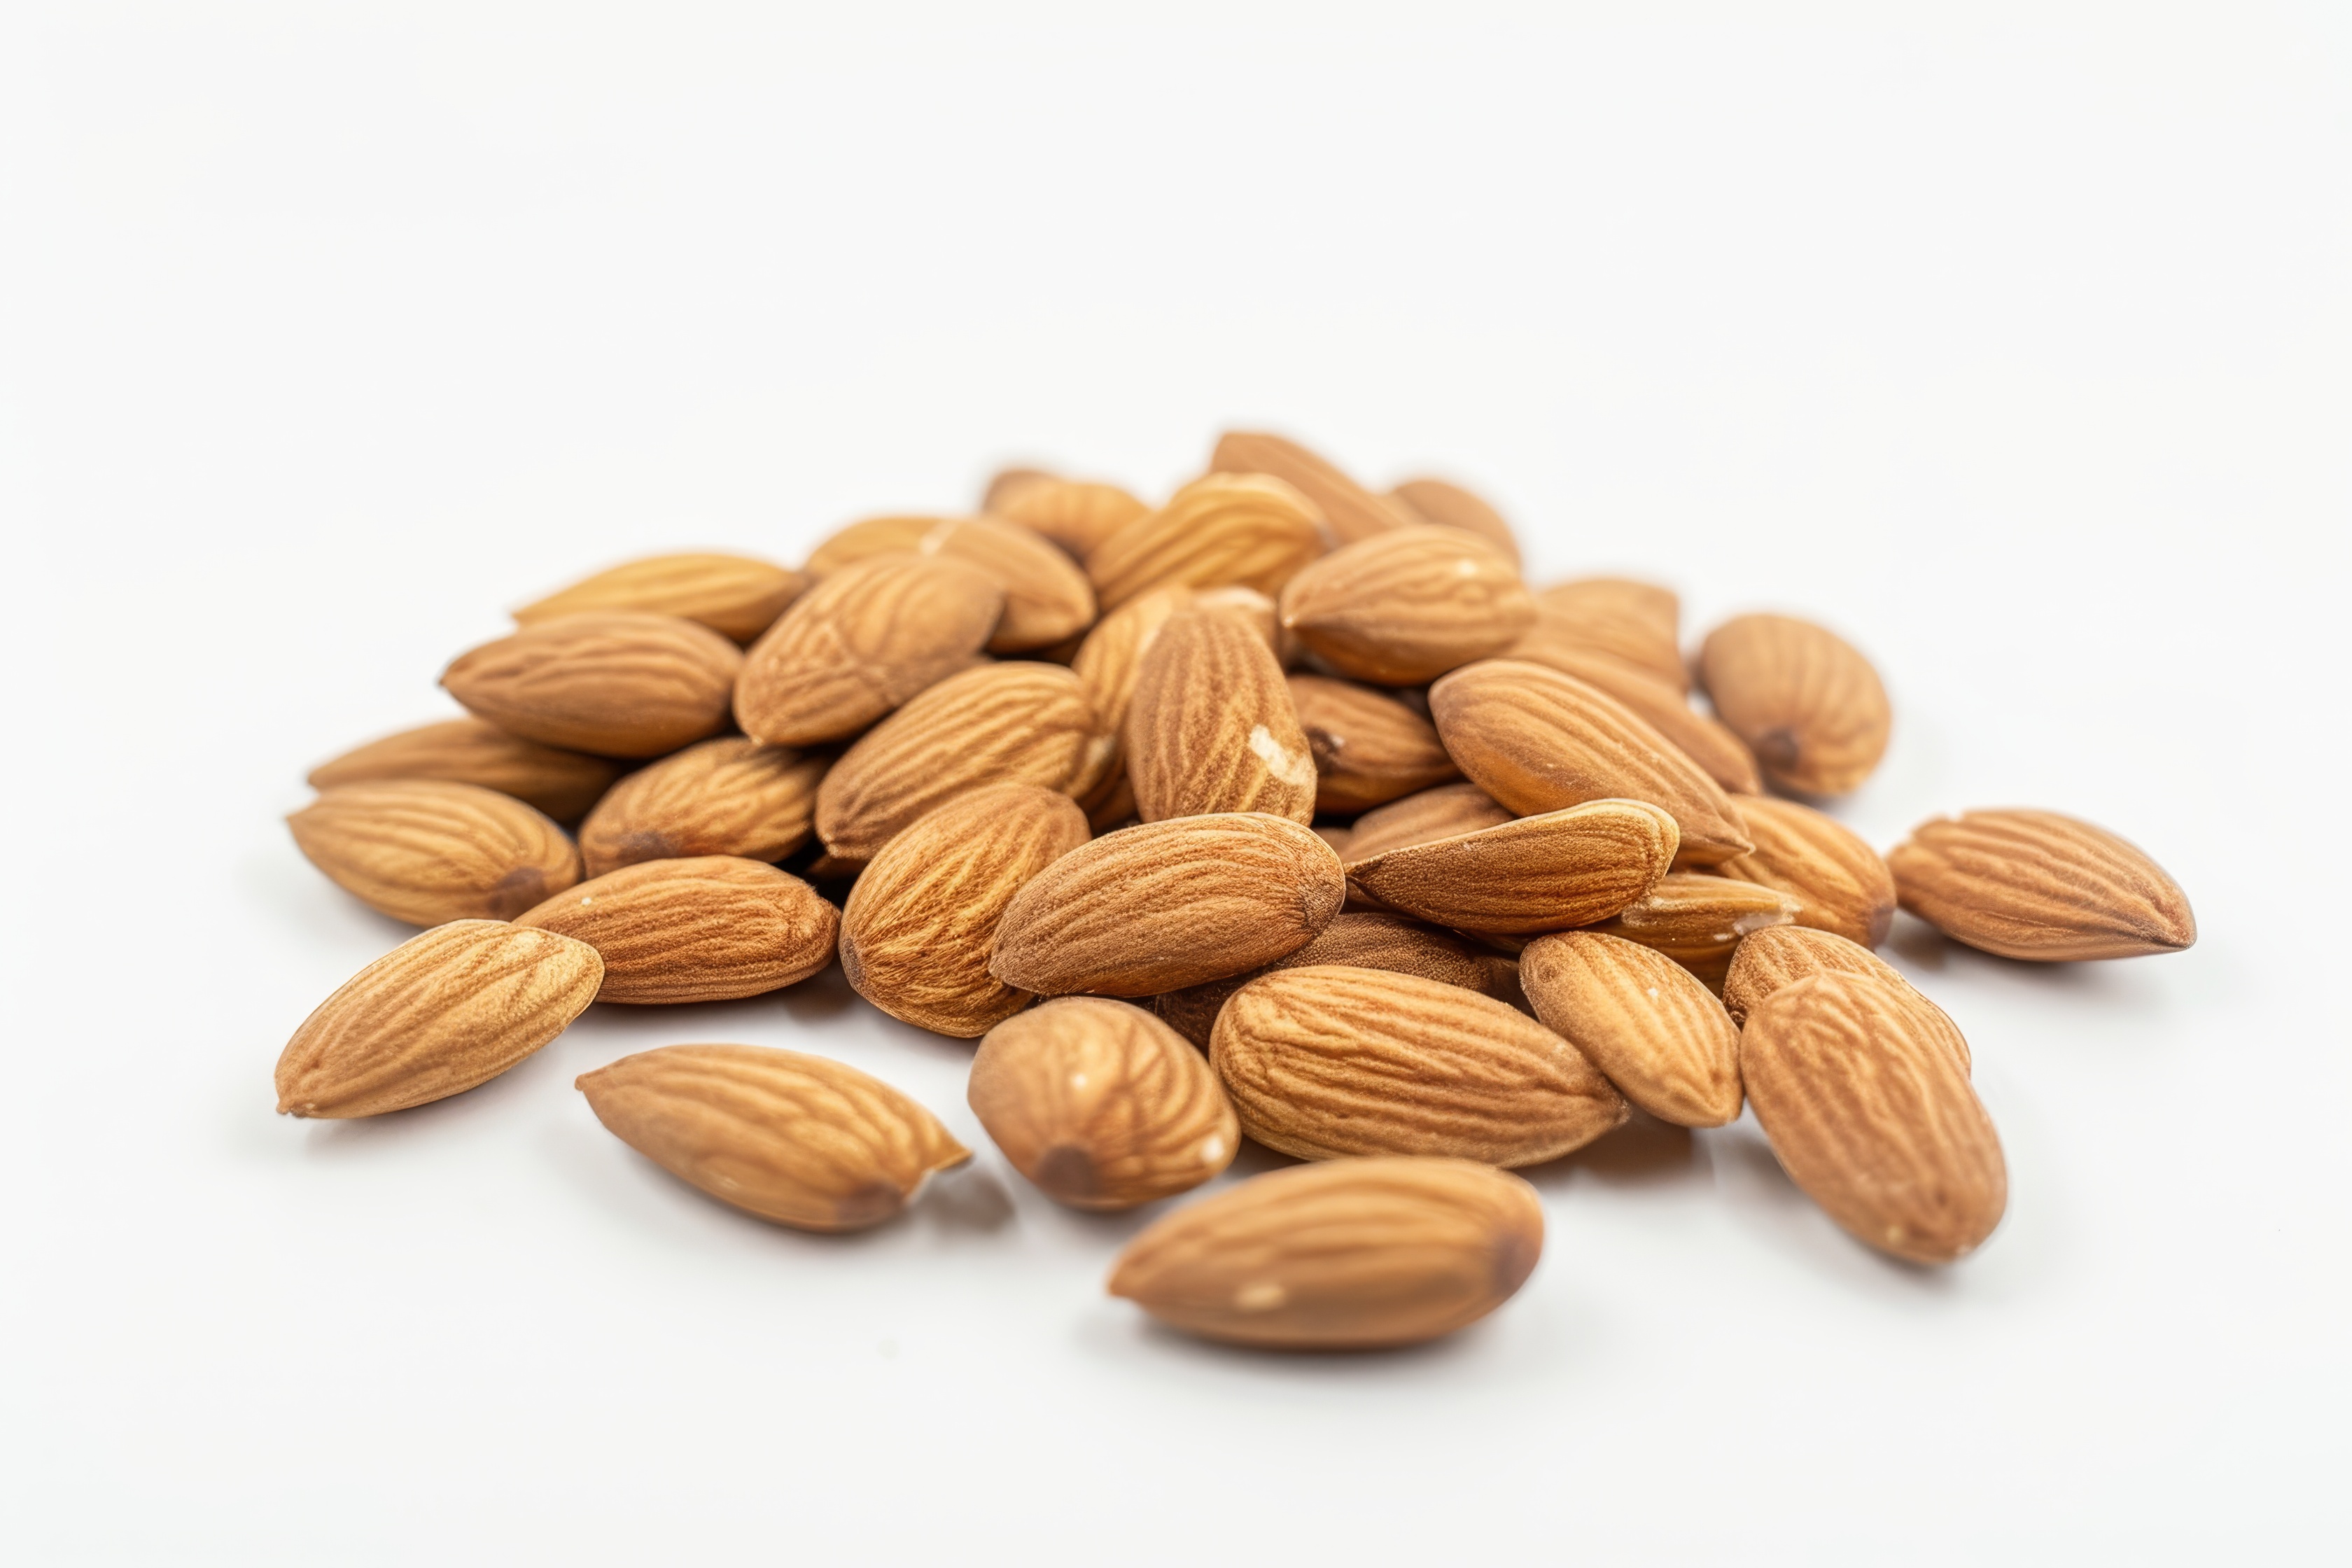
left=1209, top=430, right=1413, bottom=545
left=1107, top=1157, right=1544, bottom=1349
left=1126, top=606, right=1316, bottom=824
left=1886, top=808, right=2195, bottom=961
left=1502, top=630, right=1760, bottom=794
left=1697, top=613, right=1890, bottom=796
left=1085, top=473, right=1329, bottom=612
left=1589, top=872, right=1798, bottom=988
left=1154, top=912, right=1520, bottom=1048
left=1212, top=966, right=1626, bottom=1165
left=1532, top=578, right=1688, bottom=692
left=576, top=1045, right=969, bottom=1233
left=1740, top=974, right=2004, bottom=1264
left=275, top=920, right=602, bottom=1118
left=839, top=783, right=1091, bottom=1036
left=1278, top=530, right=1536, bottom=685
left=1345, top=799, right=1677, bottom=934
left=1518, top=931, right=1742, bottom=1127
left=441, top=611, right=743, bottom=758
left=969, top=998, right=1238, bottom=1210
left=514, top=857, right=836, bottom=1004
left=307, top=718, right=622, bottom=824
left=575, top=737, right=825, bottom=877
left=512, top=552, right=804, bottom=643
left=288, top=780, right=582, bottom=925
left=1713, top=795, right=1897, bottom=946
left=1386, top=477, right=1521, bottom=564
left=1286, top=673, right=1460, bottom=813
left=1343, top=781, right=1515, bottom=861
left=1723, top=925, right=1917, bottom=1028
left=805, top=515, right=1096, bottom=652
left=988, top=477, right=1150, bottom=558
left=1428, top=659, right=1752, bottom=862
left=1068, top=587, right=1280, bottom=816
left=990, top=813, right=1345, bottom=997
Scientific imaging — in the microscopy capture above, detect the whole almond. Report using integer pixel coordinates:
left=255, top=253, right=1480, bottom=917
left=805, top=514, right=1096, bottom=652
left=275, top=920, right=602, bottom=1118
left=1154, top=911, right=1520, bottom=1048
left=1107, top=1156, right=1544, bottom=1349
left=1343, top=781, right=1515, bottom=861
left=981, top=465, right=1057, bottom=511
left=1697, top=612, right=1890, bottom=796
left=574, top=736, right=824, bottom=878
left=839, top=783, right=1091, bottom=1036
left=1589, top=872, right=1799, bottom=988
left=1721, top=926, right=1968, bottom=1072
left=514, top=857, right=836, bottom=1004
left=1386, top=477, right=1521, bottom=564
left=1712, top=795, right=1897, bottom=946
left=1518, top=930, right=1742, bottom=1127
left=1278, top=530, right=1535, bottom=685
left=1886, top=808, right=2195, bottom=961
left=1503, top=630, right=1760, bottom=794
left=512, top=552, right=804, bottom=644
left=991, top=813, right=1345, bottom=997
left=1126, top=606, right=1317, bottom=823
left=1740, top=973, right=2004, bottom=1264
left=1345, top=799, right=1678, bottom=934
left=1286, top=673, right=1460, bottom=813
left=968, top=997, right=1238, bottom=1210
left=1532, top=578, right=1688, bottom=692
left=988, top=477, right=1151, bottom=559
left=442, top=611, right=743, bottom=758
left=307, top=718, right=622, bottom=825
left=576, top=1045, right=969, bottom=1232
left=1069, top=586, right=1280, bottom=818
left=1210, top=430, right=1414, bottom=545
left=288, top=779, right=582, bottom=925
left=1086, top=472, right=1328, bottom=611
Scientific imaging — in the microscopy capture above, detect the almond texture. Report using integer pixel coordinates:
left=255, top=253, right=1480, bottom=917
left=1126, top=606, right=1317, bottom=824
left=806, top=514, right=1096, bottom=652
left=1722, top=925, right=1919, bottom=1030
left=1502, top=631, right=1760, bottom=794
left=288, top=779, right=582, bottom=925
left=514, top=857, right=837, bottom=1004
left=1697, top=612, right=1890, bottom=797
left=1209, top=430, right=1412, bottom=546
left=442, top=611, right=743, bottom=759
left=1713, top=795, right=1897, bottom=947
left=1286, top=673, right=1460, bottom=813
left=1153, top=911, right=1519, bottom=1048
left=1344, top=799, right=1678, bottom=934
left=306, top=718, right=623, bottom=825
left=1588, top=872, right=1798, bottom=988
left=1518, top=931, right=1742, bottom=1127
left=1343, top=781, right=1515, bottom=861
left=513, top=552, right=804, bottom=643
left=1886, top=808, right=2195, bottom=961
left=575, top=736, right=825, bottom=877
left=1278, top=530, right=1535, bottom=685
left=1085, top=473, right=1328, bottom=611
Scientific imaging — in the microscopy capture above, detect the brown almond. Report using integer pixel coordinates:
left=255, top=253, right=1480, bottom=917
left=1154, top=911, right=1520, bottom=1048
left=1697, top=612, right=1890, bottom=796
left=1502, top=629, right=1760, bottom=794
left=1126, top=606, right=1317, bottom=824
left=1345, top=799, right=1678, bottom=934
left=1533, top=578, right=1688, bottom=692
left=1721, top=927, right=1968, bottom=1074
left=1286, top=673, right=1460, bottom=813
left=512, top=552, right=804, bottom=644
left=981, top=465, right=1058, bottom=511
left=806, top=515, right=1096, bottom=652
left=1589, top=872, right=1798, bottom=988
left=306, top=718, right=622, bottom=825
left=1068, top=585, right=1278, bottom=818
left=1518, top=930, right=1742, bottom=1127
left=1279, top=530, right=1536, bottom=685
left=514, top=857, right=836, bottom=1004
left=575, top=737, right=825, bottom=878
left=1343, top=781, right=1515, bottom=860
left=1713, top=795, right=1897, bottom=946
left=1086, top=472, right=1329, bottom=612
left=1888, top=808, right=2194, bottom=960
left=1209, top=430, right=1414, bottom=545
left=988, top=477, right=1151, bottom=559
left=1386, top=477, right=1521, bottom=564
left=288, top=780, right=582, bottom=925
left=442, top=611, right=743, bottom=759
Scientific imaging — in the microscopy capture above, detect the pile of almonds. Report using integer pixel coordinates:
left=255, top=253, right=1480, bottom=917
left=277, top=430, right=2197, bottom=1351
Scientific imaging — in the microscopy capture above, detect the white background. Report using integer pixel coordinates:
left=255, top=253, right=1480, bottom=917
left=3, top=3, right=2346, bottom=1562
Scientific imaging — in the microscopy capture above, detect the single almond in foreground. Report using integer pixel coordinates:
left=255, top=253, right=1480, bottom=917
left=288, top=778, right=582, bottom=926
left=1885, top=808, right=2194, bottom=961
left=1697, top=612, right=1889, bottom=797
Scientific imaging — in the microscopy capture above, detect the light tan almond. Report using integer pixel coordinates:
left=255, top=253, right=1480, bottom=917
left=805, top=515, right=1095, bottom=652
left=1386, top=477, right=1521, bottom=564
left=988, top=477, right=1151, bottom=559
left=1697, top=612, right=1890, bottom=796
left=1343, top=781, right=1515, bottom=860
left=1278, top=530, right=1535, bottom=685
left=275, top=920, right=602, bottom=1118
left=839, top=783, right=1091, bottom=1036
left=1714, top=795, right=1897, bottom=946
left=514, top=857, right=836, bottom=1004
left=1107, top=1156, right=1544, bottom=1349
left=1085, top=473, right=1328, bottom=611
left=307, top=718, right=623, bottom=825
left=1723, top=924, right=1918, bottom=1028
left=1345, top=799, right=1677, bottom=934
left=1502, top=629, right=1760, bottom=794
left=1126, top=606, right=1316, bottom=824
left=1209, top=430, right=1415, bottom=545
left=576, top=1045, right=969, bottom=1233
left=1740, top=974, right=2003, bottom=1264
left=981, top=465, right=1058, bottom=511
left=1533, top=578, right=1688, bottom=692
left=1589, top=872, right=1799, bottom=988
left=574, top=737, right=825, bottom=878
left=288, top=780, right=582, bottom=925
left=991, top=813, right=1345, bottom=997
left=512, top=552, right=804, bottom=643
left=1286, top=673, right=1460, bottom=813
left=1154, top=911, right=1520, bottom=1048
left=1886, top=808, right=2195, bottom=961
left=441, top=611, right=742, bottom=759
left=1518, top=930, right=1741, bottom=1126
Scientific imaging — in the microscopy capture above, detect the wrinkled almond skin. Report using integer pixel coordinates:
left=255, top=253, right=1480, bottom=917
left=1518, top=931, right=1742, bottom=1127
left=1740, top=974, right=2003, bottom=1264
left=988, top=477, right=1150, bottom=559
left=1345, top=799, right=1677, bottom=934
left=1127, top=607, right=1317, bottom=824
left=442, top=611, right=743, bottom=759
left=1210, top=430, right=1413, bottom=546
left=1343, top=781, right=1515, bottom=860
left=288, top=779, right=582, bottom=925
left=1503, top=631, right=1759, bottom=794
left=1590, top=872, right=1799, bottom=988
left=275, top=920, right=602, bottom=1118
left=1154, top=912, right=1520, bottom=1048
left=804, top=515, right=1096, bottom=652
left=1886, top=808, right=2195, bottom=961
left=577, top=1045, right=969, bottom=1233
left=514, top=857, right=836, bottom=1004
left=969, top=998, right=1238, bottom=1210
left=1723, top=925, right=1917, bottom=1028
left=1279, top=531, right=1536, bottom=685
left=1107, top=1156, right=1544, bottom=1349
left=1286, top=673, right=1460, bottom=813
left=1697, top=613, right=1890, bottom=797
left=839, top=783, right=1091, bottom=1036
left=991, top=813, right=1345, bottom=997
left=1713, top=795, right=1897, bottom=947
left=1386, top=477, right=1520, bottom=564
left=307, top=718, right=622, bottom=825
left=1086, top=473, right=1329, bottom=611
left=512, top=552, right=804, bottom=644
left=1070, top=587, right=1278, bottom=818
left=1533, top=578, right=1688, bottom=692
left=575, top=737, right=825, bottom=877
left=1212, top=966, right=1627, bottom=1165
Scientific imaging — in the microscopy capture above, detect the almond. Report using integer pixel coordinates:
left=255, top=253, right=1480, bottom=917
left=306, top=718, right=622, bottom=825
left=839, top=783, right=1091, bottom=1036
left=1278, top=530, right=1535, bottom=685
left=990, top=813, right=1345, bottom=997
left=1286, top=673, right=1460, bottom=813
left=1502, top=629, right=1760, bottom=794
left=274, top=920, right=602, bottom=1118
left=805, top=515, right=1096, bottom=652
left=1740, top=973, right=2004, bottom=1264
left=1343, top=781, right=1514, bottom=861
left=1710, top=795, right=1897, bottom=947
left=1886, top=808, right=2196, bottom=962
left=1312, top=823, right=1354, bottom=858
left=988, top=477, right=1151, bottom=559
left=575, top=1045, right=969, bottom=1233
left=1126, top=606, right=1316, bottom=824
left=1532, top=577, right=1688, bottom=692
left=1345, top=799, right=1678, bottom=934
left=574, top=736, right=825, bottom=878
left=1069, top=586, right=1278, bottom=818
left=1518, top=930, right=1742, bottom=1127
left=1696, top=612, right=1890, bottom=796
left=1210, top=430, right=1414, bottom=545
left=1154, top=911, right=1520, bottom=1048
left=288, top=779, right=582, bottom=925
left=1086, top=472, right=1329, bottom=612
left=1107, top=1156, right=1544, bottom=1349
left=514, top=857, right=837, bottom=1004
left=981, top=465, right=1058, bottom=511
left=512, top=552, right=804, bottom=644
left=1588, top=872, right=1798, bottom=988
left=1722, top=925, right=1919, bottom=1028
left=441, top=611, right=743, bottom=758
left=1386, top=477, right=1521, bottom=564
left=968, top=997, right=1238, bottom=1210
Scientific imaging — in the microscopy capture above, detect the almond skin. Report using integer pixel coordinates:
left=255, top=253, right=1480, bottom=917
left=1086, top=472, right=1329, bottom=611
left=1210, top=430, right=1414, bottom=545
left=1070, top=587, right=1278, bottom=819
left=512, top=552, right=804, bottom=644
left=806, top=515, right=1096, bottom=652
left=306, top=718, right=622, bottom=825
left=1518, top=931, right=1742, bottom=1127
left=1713, top=795, right=1897, bottom=946
left=968, top=998, right=1238, bottom=1210
left=1343, top=781, right=1514, bottom=861
left=442, top=611, right=743, bottom=759
left=1502, top=630, right=1760, bottom=794
left=576, top=1045, right=969, bottom=1233
left=1589, top=872, right=1799, bottom=988
left=1386, top=477, right=1521, bottom=564
left=1697, top=612, right=1890, bottom=796
left=1723, top=925, right=1918, bottom=1028
left=1212, top=965, right=1626, bottom=1165
left=1740, top=973, right=2004, bottom=1264
left=1126, top=606, right=1317, bottom=824
left=1107, top=1156, right=1544, bottom=1349
left=575, top=737, right=825, bottom=877
left=275, top=920, right=602, bottom=1118
left=990, top=813, right=1345, bottom=997
left=514, top=857, right=836, bottom=1004
left=1429, top=659, right=1752, bottom=862
left=1286, top=673, right=1460, bottom=813
left=1345, top=799, right=1678, bottom=934
left=1154, top=911, right=1520, bottom=1048
left=988, top=477, right=1150, bottom=559
left=981, top=465, right=1057, bottom=511
left=1886, top=808, right=2195, bottom=961
left=1532, top=578, right=1688, bottom=692
left=839, top=783, right=1091, bottom=1036
left=1279, top=530, right=1536, bottom=685
left=288, top=779, right=582, bottom=925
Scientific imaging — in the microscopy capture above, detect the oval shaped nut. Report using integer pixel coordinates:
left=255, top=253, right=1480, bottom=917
left=968, top=998, right=1238, bottom=1210
left=288, top=779, right=582, bottom=925
left=1126, top=606, right=1317, bottom=824
left=275, top=920, right=602, bottom=1118
left=988, top=477, right=1150, bottom=559
left=575, top=736, right=824, bottom=878
left=1343, top=781, right=1515, bottom=861
left=1345, top=799, right=1678, bottom=934
left=1589, top=872, right=1799, bottom=988
left=575, top=1045, right=969, bottom=1233
left=980, top=465, right=1057, bottom=512
left=441, top=611, right=743, bottom=759
left=512, top=552, right=804, bottom=644
left=991, top=813, right=1345, bottom=997
left=1740, top=973, right=2005, bottom=1264
left=816, top=662, right=1100, bottom=864
left=1154, top=911, right=1519, bottom=1048
left=1429, top=659, right=1751, bottom=862
left=1386, top=477, right=1520, bottom=564
left=1723, top=924, right=1918, bottom=1028
left=1107, top=1156, right=1544, bottom=1349
left=1278, top=531, right=1536, bottom=686
left=1697, top=612, right=1890, bottom=797
left=1518, top=931, right=1742, bottom=1127
left=1086, top=474, right=1329, bottom=613
left=1532, top=577, right=1688, bottom=692
left=1713, top=795, right=1897, bottom=947
left=839, top=783, right=1091, bottom=1036
left=805, top=515, right=1095, bottom=652
left=1502, top=630, right=1760, bottom=794
left=514, top=857, right=836, bottom=1004
left=306, top=718, right=623, bottom=825
left=1209, top=429, right=1414, bottom=546
left=1886, top=808, right=2195, bottom=962
left=1286, top=673, right=1459, bottom=813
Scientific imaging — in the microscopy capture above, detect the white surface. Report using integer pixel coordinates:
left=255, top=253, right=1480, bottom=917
left=4, top=4, right=2347, bottom=1562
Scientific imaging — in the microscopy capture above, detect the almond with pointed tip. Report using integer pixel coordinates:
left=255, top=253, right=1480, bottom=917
left=1209, top=430, right=1414, bottom=545
left=1502, top=630, right=1759, bottom=794
left=1345, top=799, right=1677, bottom=934
left=512, top=552, right=804, bottom=643
left=1887, top=808, right=2194, bottom=960
left=1154, top=911, right=1519, bottom=1048
left=575, top=737, right=825, bottom=877
left=514, top=856, right=836, bottom=1004
left=805, top=515, right=1095, bottom=652
left=288, top=779, right=582, bottom=925
left=1721, top=926, right=1967, bottom=1074
left=1386, top=477, right=1520, bottom=564
left=1533, top=578, right=1688, bottom=692
left=1518, top=931, right=1742, bottom=1127
left=307, top=718, right=622, bottom=825
left=1279, top=530, right=1535, bottom=685
left=1697, top=612, right=1890, bottom=796
left=1343, top=781, right=1514, bottom=860
left=1086, top=472, right=1329, bottom=611
left=1712, top=795, right=1897, bottom=946
left=441, top=611, right=743, bottom=758
left=1589, top=872, right=1798, bottom=988
left=1286, top=673, right=1459, bottom=813
left=1126, top=606, right=1317, bottom=824
left=988, top=477, right=1150, bottom=559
